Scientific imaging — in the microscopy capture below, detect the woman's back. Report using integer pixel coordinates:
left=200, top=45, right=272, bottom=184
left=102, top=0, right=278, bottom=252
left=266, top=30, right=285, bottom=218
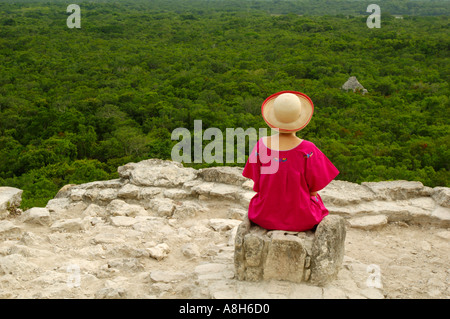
left=243, top=137, right=338, bottom=232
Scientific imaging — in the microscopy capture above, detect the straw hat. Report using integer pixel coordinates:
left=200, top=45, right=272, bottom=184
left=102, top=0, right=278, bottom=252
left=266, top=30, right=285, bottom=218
left=261, top=91, right=314, bottom=132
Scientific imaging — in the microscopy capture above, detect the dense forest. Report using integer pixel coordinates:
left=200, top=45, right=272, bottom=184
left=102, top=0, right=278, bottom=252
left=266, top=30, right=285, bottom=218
left=0, top=0, right=449, bottom=208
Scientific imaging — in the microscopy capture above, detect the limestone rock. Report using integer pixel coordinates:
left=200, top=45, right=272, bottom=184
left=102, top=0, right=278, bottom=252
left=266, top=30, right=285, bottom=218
left=0, top=220, right=23, bottom=240
left=95, top=286, right=127, bottom=299
left=107, top=258, right=143, bottom=272
left=181, top=243, right=201, bottom=259
left=172, top=201, right=206, bottom=219
left=242, top=180, right=254, bottom=191
left=54, top=184, right=76, bottom=198
left=1, top=155, right=449, bottom=299
left=234, top=215, right=346, bottom=285
left=227, top=208, right=247, bottom=220
left=209, top=218, right=242, bottom=232
left=82, top=203, right=106, bottom=218
left=0, top=254, right=39, bottom=276
left=310, top=215, right=347, bottom=286
left=118, top=159, right=197, bottom=187
left=132, top=217, right=174, bottom=237
left=349, top=215, right=388, bottom=230
left=108, top=216, right=137, bottom=227
left=21, top=207, right=51, bottom=226
left=146, top=197, right=175, bottom=217
left=239, top=191, right=256, bottom=207
left=191, top=182, right=214, bottom=197
left=45, top=198, right=70, bottom=216
left=195, top=263, right=233, bottom=281
left=106, top=199, right=147, bottom=217
left=361, top=180, right=425, bottom=200
left=432, top=187, right=450, bottom=208
left=91, top=233, right=126, bottom=245
left=198, top=166, right=246, bottom=186
left=149, top=270, right=187, bottom=283
left=97, top=188, right=118, bottom=202
left=138, top=187, right=162, bottom=200
left=50, top=218, right=88, bottom=232
left=209, top=184, right=241, bottom=200
left=163, top=188, right=190, bottom=200
left=117, top=183, right=141, bottom=199
left=320, top=180, right=375, bottom=206
left=436, top=230, right=450, bottom=240
left=69, top=188, right=86, bottom=201
left=0, top=187, right=23, bottom=219
left=148, top=243, right=170, bottom=261
left=263, top=232, right=307, bottom=283
left=431, top=206, right=450, bottom=228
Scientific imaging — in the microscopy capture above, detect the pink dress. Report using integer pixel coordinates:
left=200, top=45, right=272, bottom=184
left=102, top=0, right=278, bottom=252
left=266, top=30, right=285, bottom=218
left=242, top=138, right=339, bottom=232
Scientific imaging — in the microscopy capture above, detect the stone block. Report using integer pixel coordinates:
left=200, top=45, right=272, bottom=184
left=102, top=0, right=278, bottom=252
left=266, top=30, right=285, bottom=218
left=234, top=215, right=346, bottom=286
left=21, top=207, right=51, bottom=226
left=0, top=187, right=23, bottom=219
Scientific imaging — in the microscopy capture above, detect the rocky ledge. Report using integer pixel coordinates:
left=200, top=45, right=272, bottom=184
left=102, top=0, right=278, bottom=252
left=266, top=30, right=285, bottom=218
left=0, top=159, right=449, bottom=299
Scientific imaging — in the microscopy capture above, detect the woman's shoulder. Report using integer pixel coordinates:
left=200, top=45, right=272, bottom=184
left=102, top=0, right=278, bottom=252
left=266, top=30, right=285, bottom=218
left=298, top=139, right=317, bottom=151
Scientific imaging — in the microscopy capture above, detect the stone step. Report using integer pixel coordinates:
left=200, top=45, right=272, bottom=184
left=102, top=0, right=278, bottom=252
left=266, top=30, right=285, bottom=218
left=328, top=200, right=450, bottom=227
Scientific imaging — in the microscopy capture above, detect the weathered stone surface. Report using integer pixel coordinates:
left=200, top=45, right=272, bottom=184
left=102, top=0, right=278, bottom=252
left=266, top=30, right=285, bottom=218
left=45, top=198, right=70, bottom=215
left=106, top=199, right=147, bottom=217
left=118, top=159, right=197, bottom=187
left=1, top=157, right=449, bottom=299
left=172, top=201, right=206, bottom=219
left=54, top=184, right=76, bottom=199
left=146, top=197, right=175, bottom=217
left=320, top=181, right=375, bottom=206
left=430, top=206, right=450, bottom=228
left=0, top=220, right=22, bottom=240
left=108, top=216, right=137, bottom=227
left=149, top=270, right=187, bottom=283
left=97, top=188, right=118, bottom=202
left=69, top=188, right=86, bottom=201
left=21, top=207, right=51, bottom=226
left=263, top=232, right=306, bottom=283
left=107, top=258, right=143, bottom=272
left=138, top=187, right=163, bottom=200
left=361, top=180, right=425, bottom=200
left=0, top=187, right=23, bottom=219
left=195, top=263, right=233, bottom=281
left=163, top=188, right=190, bottom=200
left=91, top=232, right=126, bottom=245
left=310, top=215, right=347, bottom=286
left=227, top=208, right=247, bottom=220
left=0, top=254, right=39, bottom=276
left=432, top=187, right=450, bottom=208
left=235, top=215, right=346, bottom=285
left=198, top=166, right=246, bottom=186
left=82, top=203, right=106, bottom=218
left=50, top=218, right=88, bottom=232
left=181, top=243, right=201, bottom=259
left=209, top=218, right=242, bottom=232
left=148, top=243, right=170, bottom=261
left=209, top=184, right=241, bottom=200
left=117, top=184, right=141, bottom=199
left=349, top=215, right=388, bottom=230
left=239, top=191, right=256, bottom=207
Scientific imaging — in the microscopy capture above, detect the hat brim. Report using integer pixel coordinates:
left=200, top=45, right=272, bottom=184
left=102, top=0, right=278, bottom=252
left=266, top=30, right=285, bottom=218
left=261, top=91, right=314, bottom=132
